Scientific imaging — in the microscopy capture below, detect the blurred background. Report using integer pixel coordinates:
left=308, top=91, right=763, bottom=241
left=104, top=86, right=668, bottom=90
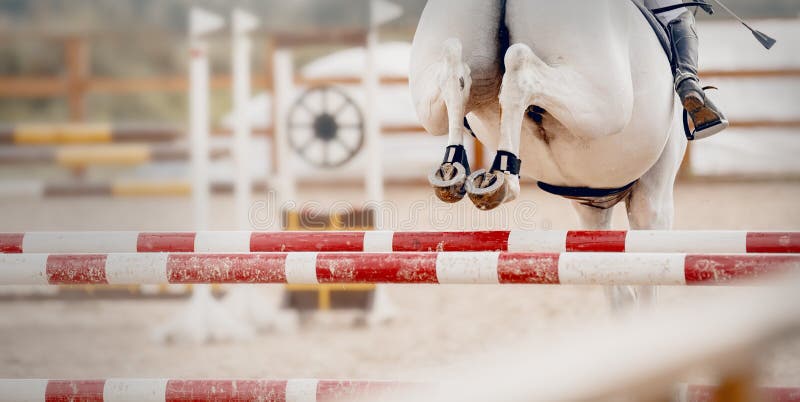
left=1, top=0, right=798, bottom=119
left=0, top=0, right=798, bottom=190
left=0, top=1, right=799, bottom=400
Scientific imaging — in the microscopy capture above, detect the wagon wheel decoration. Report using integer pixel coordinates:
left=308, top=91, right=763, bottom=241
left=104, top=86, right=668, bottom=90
left=288, top=86, right=365, bottom=168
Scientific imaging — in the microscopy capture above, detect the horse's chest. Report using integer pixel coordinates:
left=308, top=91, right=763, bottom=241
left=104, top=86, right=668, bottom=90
left=466, top=73, right=502, bottom=109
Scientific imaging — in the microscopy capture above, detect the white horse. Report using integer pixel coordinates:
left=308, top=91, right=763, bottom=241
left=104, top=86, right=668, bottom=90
left=410, top=0, right=687, bottom=306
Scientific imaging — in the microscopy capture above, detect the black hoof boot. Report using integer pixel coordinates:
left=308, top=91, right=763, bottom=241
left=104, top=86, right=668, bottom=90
left=466, top=151, right=521, bottom=211
left=429, top=145, right=471, bottom=203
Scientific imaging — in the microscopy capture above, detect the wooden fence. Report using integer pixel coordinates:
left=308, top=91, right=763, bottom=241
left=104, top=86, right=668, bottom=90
left=0, top=34, right=797, bottom=180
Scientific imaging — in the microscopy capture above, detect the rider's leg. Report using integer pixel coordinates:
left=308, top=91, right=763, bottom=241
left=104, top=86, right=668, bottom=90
left=669, top=10, right=729, bottom=140
left=645, top=0, right=729, bottom=139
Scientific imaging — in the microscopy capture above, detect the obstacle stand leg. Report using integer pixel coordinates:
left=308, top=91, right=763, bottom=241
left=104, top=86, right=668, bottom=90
left=151, top=284, right=255, bottom=344
left=222, top=284, right=299, bottom=333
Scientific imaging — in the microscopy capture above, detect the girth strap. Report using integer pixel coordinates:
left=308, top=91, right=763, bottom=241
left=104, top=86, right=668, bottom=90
left=537, top=180, right=639, bottom=210
left=537, top=180, right=637, bottom=198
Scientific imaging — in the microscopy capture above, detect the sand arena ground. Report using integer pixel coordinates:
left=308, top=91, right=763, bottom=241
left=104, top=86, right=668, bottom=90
left=0, top=181, right=798, bottom=386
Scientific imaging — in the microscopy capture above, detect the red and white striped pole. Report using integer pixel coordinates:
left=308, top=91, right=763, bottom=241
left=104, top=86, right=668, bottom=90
left=0, top=379, right=795, bottom=402
left=0, top=251, right=796, bottom=286
left=676, top=383, right=800, bottom=402
left=2, top=230, right=798, bottom=254
left=0, top=379, right=429, bottom=402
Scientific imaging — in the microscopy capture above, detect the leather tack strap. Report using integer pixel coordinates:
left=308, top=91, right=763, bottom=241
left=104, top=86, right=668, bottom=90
left=442, top=144, right=471, bottom=174
left=491, top=151, right=521, bottom=176
left=463, top=117, right=477, bottom=139
left=651, top=1, right=713, bottom=15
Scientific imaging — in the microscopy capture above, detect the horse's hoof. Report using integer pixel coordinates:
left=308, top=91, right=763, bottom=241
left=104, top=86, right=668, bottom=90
left=466, top=169, right=508, bottom=211
left=428, top=162, right=468, bottom=203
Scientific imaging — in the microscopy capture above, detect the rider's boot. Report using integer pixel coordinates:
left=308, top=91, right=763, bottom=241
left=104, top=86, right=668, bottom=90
left=669, top=11, right=729, bottom=140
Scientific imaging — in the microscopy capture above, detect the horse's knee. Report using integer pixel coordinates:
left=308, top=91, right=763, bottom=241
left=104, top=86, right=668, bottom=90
left=499, top=44, right=547, bottom=108
left=411, top=39, right=472, bottom=136
left=437, top=39, right=471, bottom=93
left=605, top=285, right=637, bottom=312
left=410, top=66, right=448, bottom=135
left=626, top=195, right=674, bottom=230
left=441, top=38, right=463, bottom=66
left=605, top=285, right=658, bottom=313
left=572, top=202, right=614, bottom=230
left=415, top=102, right=449, bottom=136
left=504, top=43, right=538, bottom=71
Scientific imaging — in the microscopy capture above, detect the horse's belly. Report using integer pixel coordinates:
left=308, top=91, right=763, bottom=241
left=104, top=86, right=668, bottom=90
left=517, top=119, right=671, bottom=188
left=518, top=76, right=679, bottom=188
left=470, top=105, right=671, bottom=188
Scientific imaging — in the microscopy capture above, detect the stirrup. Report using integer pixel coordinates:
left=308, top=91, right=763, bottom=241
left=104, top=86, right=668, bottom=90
left=684, top=112, right=729, bottom=140
left=682, top=86, right=729, bottom=141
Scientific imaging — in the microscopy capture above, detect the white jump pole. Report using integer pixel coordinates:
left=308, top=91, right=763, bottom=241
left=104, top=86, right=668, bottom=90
left=364, top=0, right=383, bottom=229
left=365, top=0, right=403, bottom=230
left=232, top=9, right=260, bottom=230
left=273, top=49, right=297, bottom=214
left=189, top=7, right=224, bottom=231
left=229, top=9, right=290, bottom=335
left=188, top=7, right=224, bottom=303
left=155, top=7, right=247, bottom=344
left=362, top=0, right=403, bottom=326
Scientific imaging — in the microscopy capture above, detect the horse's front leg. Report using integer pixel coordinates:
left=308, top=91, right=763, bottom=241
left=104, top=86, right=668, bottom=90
left=424, top=38, right=474, bottom=204
left=466, top=44, right=538, bottom=210
left=620, top=120, right=686, bottom=310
